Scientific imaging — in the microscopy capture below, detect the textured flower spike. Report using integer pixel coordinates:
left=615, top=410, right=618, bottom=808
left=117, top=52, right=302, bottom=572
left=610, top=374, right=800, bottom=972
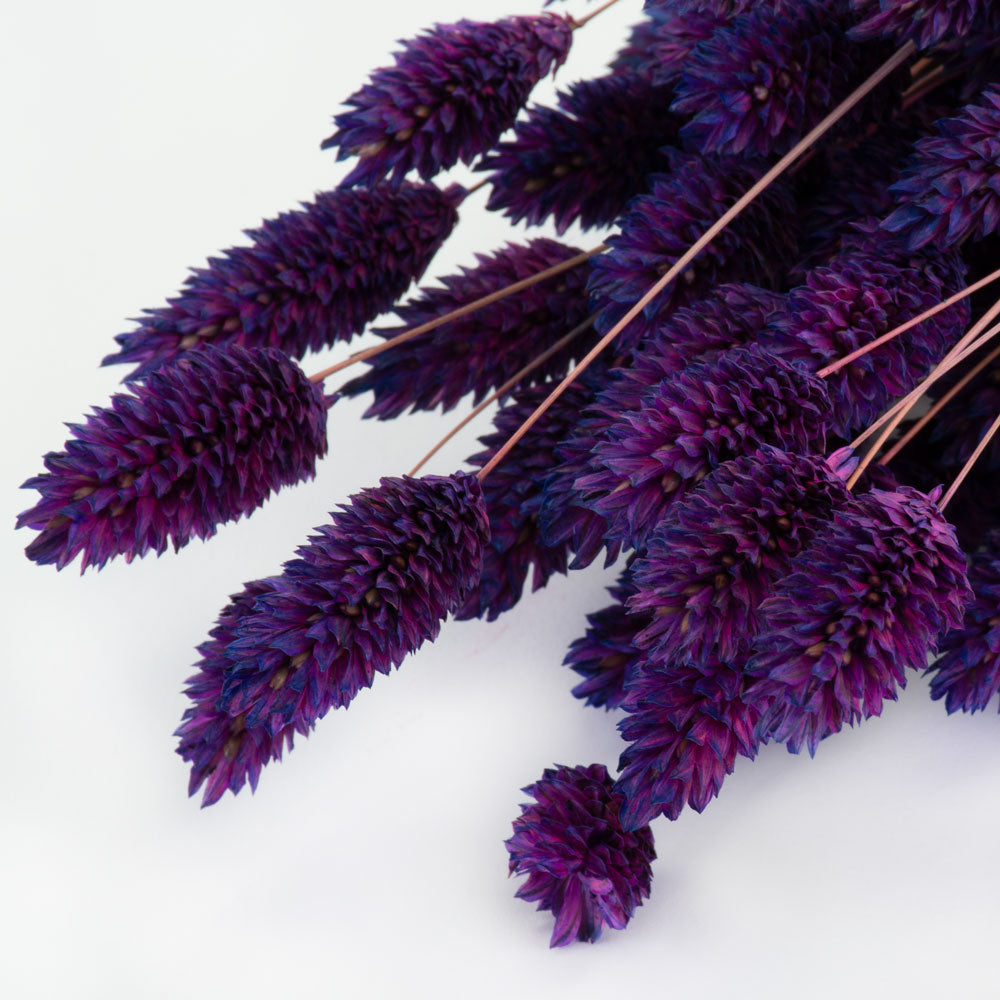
left=176, top=578, right=297, bottom=807
left=566, top=566, right=648, bottom=710
left=212, top=473, right=489, bottom=742
left=616, top=655, right=762, bottom=828
left=104, top=184, right=461, bottom=380
left=576, top=344, right=833, bottom=550
left=587, top=150, right=798, bottom=352
left=18, top=345, right=328, bottom=571
left=322, top=15, right=574, bottom=188
left=506, top=764, right=656, bottom=947
left=850, top=0, right=992, bottom=49
left=748, top=486, right=971, bottom=755
left=454, top=382, right=592, bottom=622
left=929, top=529, right=1000, bottom=713
left=761, top=240, right=969, bottom=435
left=480, top=72, right=682, bottom=234
left=673, top=0, right=864, bottom=158
left=882, top=86, right=1000, bottom=251
left=630, top=447, right=850, bottom=666
left=338, top=239, right=593, bottom=419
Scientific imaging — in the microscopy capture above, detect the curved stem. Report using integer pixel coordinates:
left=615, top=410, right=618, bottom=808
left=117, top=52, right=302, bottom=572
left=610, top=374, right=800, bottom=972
left=407, top=314, right=596, bottom=477
left=573, top=0, right=624, bottom=29
left=308, top=245, right=606, bottom=384
left=476, top=40, right=918, bottom=484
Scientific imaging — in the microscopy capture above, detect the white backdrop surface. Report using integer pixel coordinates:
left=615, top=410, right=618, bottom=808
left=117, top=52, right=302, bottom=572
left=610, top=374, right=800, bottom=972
left=2, top=2, right=999, bottom=998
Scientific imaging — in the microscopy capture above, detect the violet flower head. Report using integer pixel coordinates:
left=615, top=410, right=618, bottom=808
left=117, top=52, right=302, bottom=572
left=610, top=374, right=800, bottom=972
left=455, top=382, right=594, bottom=622
left=566, top=569, right=648, bottom=711
left=760, top=241, right=968, bottom=435
left=506, top=764, right=656, bottom=947
left=850, top=0, right=989, bottom=49
left=216, top=473, right=489, bottom=737
left=176, top=578, right=297, bottom=808
left=748, top=487, right=971, bottom=755
left=616, top=656, right=762, bottom=829
left=929, top=530, right=1000, bottom=714
left=576, top=344, right=832, bottom=550
left=103, top=184, right=460, bottom=380
left=882, top=86, right=1000, bottom=251
left=18, top=345, right=328, bottom=571
left=673, top=1, right=860, bottom=158
left=588, top=150, right=798, bottom=352
left=322, top=15, right=574, bottom=188
left=480, top=72, right=682, bottom=234
left=338, top=239, right=593, bottom=420
left=630, top=447, right=850, bottom=667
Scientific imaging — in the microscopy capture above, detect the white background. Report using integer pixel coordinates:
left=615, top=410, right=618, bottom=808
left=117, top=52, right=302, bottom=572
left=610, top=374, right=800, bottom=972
left=3, top=2, right=999, bottom=997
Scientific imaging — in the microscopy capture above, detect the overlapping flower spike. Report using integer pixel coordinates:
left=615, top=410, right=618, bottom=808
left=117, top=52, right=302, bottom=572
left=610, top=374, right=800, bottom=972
left=480, top=72, right=682, bottom=233
left=588, top=150, right=799, bottom=352
left=673, top=0, right=865, bottom=158
left=18, top=345, right=329, bottom=572
left=506, top=764, right=656, bottom=947
left=929, top=529, right=1000, bottom=714
left=576, top=344, right=833, bottom=551
left=629, top=448, right=850, bottom=666
left=882, top=86, right=1000, bottom=251
left=850, top=0, right=991, bottom=49
left=454, top=382, right=594, bottom=622
left=565, top=568, right=648, bottom=710
left=176, top=579, right=297, bottom=807
left=103, top=184, right=461, bottom=380
left=212, top=474, right=489, bottom=742
left=611, top=6, right=723, bottom=84
left=760, top=241, right=969, bottom=436
left=322, top=15, right=574, bottom=188
left=338, top=239, right=593, bottom=420
left=747, top=486, right=971, bottom=755
left=615, top=656, right=763, bottom=828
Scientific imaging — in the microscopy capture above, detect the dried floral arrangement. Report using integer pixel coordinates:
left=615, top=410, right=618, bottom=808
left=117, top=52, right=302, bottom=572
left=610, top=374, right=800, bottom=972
left=17, top=0, right=1000, bottom=949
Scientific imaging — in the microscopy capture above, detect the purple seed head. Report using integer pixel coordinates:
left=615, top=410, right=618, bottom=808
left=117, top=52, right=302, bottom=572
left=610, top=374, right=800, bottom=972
left=18, top=345, right=328, bottom=571
left=506, top=763, right=656, bottom=947
left=104, top=184, right=460, bottom=380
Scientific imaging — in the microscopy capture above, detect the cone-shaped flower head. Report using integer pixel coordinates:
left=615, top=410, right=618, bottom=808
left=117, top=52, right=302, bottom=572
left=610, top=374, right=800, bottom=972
left=747, top=486, right=971, bottom=754
left=672, top=0, right=862, bottom=158
left=176, top=578, right=300, bottom=807
left=929, top=529, right=1000, bottom=714
left=616, top=656, right=762, bottom=828
left=588, top=151, right=798, bottom=352
left=576, top=344, right=833, bottom=550
left=566, top=568, right=648, bottom=711
left=338, top=239, right=593, bottom=419
left=216, top=473, right=489, bottom=739
left=480, top=72, right=683, bottom=234
left=760, top=240, right=968, bottom=435
left=454, top=382, right=593, bottom=622
left=103, top=184, right=461, bottom=380
left=630, top=448, right=850, bottom=666
left=18, top=345, right=329, bottom=571
left=322, top=15, right=574, bottom=188
left=882, top=87, right=1000, bottom=251
left=850, top=0, right=990, bottom=49
left=506, top=763, right=656, bottom=947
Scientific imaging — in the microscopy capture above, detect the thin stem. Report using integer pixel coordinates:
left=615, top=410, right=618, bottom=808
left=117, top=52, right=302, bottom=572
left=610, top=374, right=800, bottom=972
left=308, top=245, right=607, bottom=384
left=817, top=265, right=1000, bottom=379
left=462, top=177, right=490, bottom=197
left=847, top=295, right=1000, bottom=489
left=940, top=410, right=1000, bottom=511
left=882, top=340, right=1000, bottom=464
left=476, top=40, right=918, bottom=484
left=407, top=315, right=596, bottom=477
left=573, top=0, right=624, bottom=29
